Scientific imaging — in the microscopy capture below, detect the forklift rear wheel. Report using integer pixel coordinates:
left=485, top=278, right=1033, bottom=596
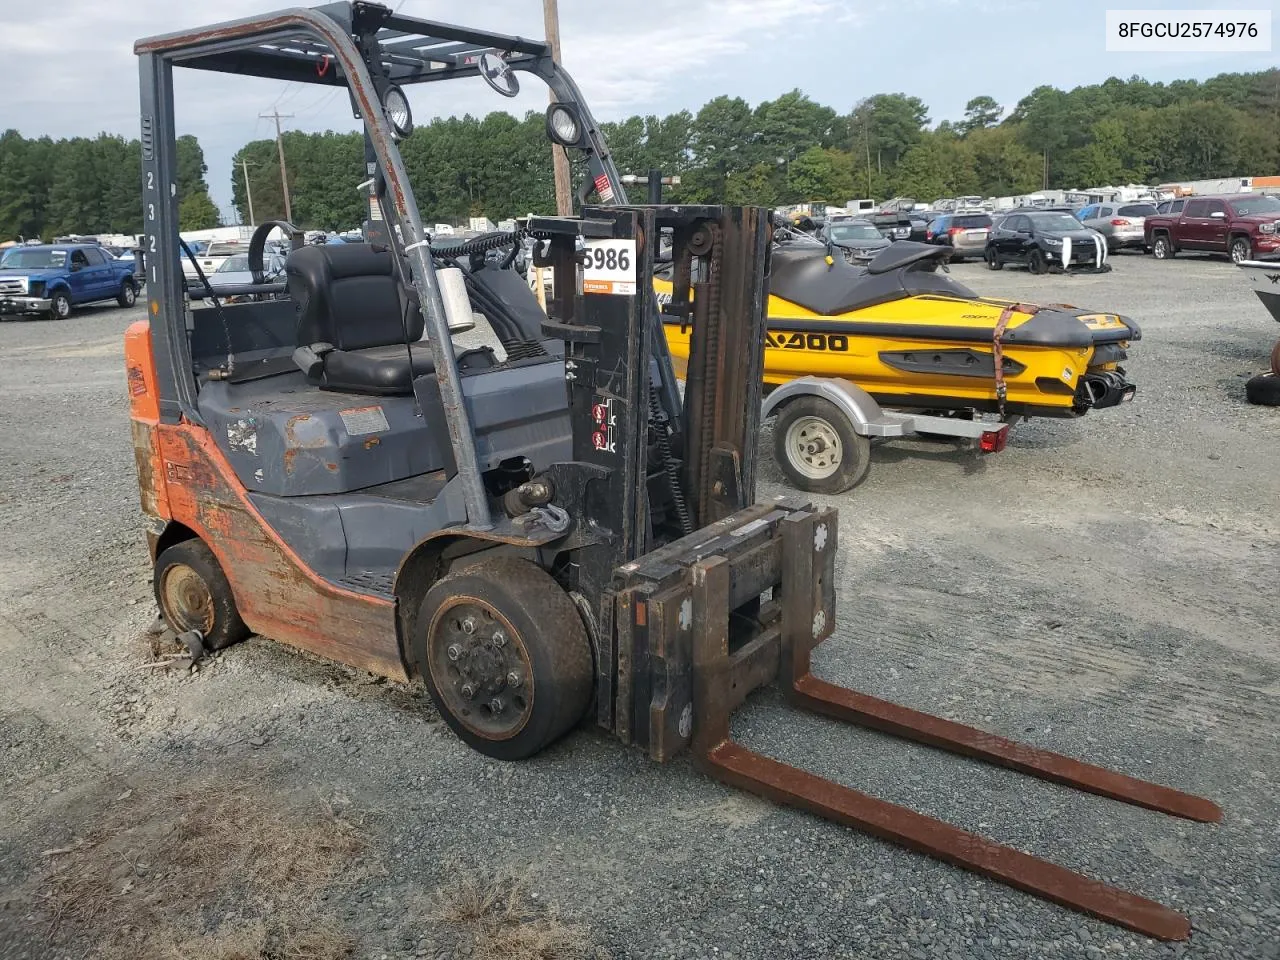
left=153, top=540, right=250, bottom=651
left=418, top=557, right=593, bottom=761
left=773, top=396, right=872, bottom=495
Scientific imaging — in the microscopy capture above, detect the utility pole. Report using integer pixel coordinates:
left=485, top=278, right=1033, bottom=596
left=542, top=0, right=573, bottom=216
left=239, top=158, right=257, bottom=227
left=259, top=109, right=294, bottom=223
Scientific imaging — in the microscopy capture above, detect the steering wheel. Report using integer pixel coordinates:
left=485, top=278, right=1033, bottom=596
left=247, top=220, right=304, bottom=284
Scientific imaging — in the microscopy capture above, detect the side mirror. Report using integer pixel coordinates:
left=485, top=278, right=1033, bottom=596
left=1210, top=210, right=1226, bottom=219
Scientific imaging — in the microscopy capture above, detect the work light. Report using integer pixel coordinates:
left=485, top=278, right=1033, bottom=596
left=546, top=103, right=582, bottom=147
left=383, top=85, right=413, bottom=139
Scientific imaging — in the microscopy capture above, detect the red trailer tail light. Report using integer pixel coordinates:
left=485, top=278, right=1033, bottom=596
left=980, top=425, right=1009, bottom=453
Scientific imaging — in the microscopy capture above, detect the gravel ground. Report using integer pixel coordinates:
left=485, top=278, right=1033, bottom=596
left=0, top=252, right=1277, bottom=959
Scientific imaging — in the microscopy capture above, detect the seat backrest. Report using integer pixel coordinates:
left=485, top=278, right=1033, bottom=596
left=286, top=243, right=424, bottom=350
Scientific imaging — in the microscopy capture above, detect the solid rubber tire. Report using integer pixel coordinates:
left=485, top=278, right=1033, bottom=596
left=772, top=395, right=872, bottom=495
left=1244, top=372, right=1280, bottom=406
left=153, top=539, right=250, bottom=651
left=416, top=556, right=593, bottom=761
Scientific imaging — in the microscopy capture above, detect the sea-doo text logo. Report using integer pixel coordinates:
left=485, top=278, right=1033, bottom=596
left=765, top=331, right=850, bottom=352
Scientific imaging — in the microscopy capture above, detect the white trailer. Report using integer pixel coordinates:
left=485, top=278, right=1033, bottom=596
left=761, top=377, right=1011, bottom=494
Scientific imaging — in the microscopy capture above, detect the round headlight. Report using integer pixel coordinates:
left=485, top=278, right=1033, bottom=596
left=383, top=85, right=413, bottom=138
left=547, top=105, right=581, bottom=146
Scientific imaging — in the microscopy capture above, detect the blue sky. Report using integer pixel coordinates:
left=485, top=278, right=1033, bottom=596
left=2, top=0, right=1277, bottom=218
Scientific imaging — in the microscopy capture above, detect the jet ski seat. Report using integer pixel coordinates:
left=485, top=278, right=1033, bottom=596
left=768, top=241, right=979, bottom=317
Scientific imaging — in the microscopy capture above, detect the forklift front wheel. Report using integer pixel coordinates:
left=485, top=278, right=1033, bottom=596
left=773, top=396, right=872, bottom=495
left=417, top=557, right=593, bottom=761
left=153, top=540, right=250, bottom=651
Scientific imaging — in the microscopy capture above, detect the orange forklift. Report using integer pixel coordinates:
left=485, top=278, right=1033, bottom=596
left=127, top=2, right=1218, bottom=940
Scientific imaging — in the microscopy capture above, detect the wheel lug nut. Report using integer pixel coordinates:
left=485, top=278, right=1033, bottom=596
left=506, top=671, right=521, bottom=688
left=461, top=617, right=477, bottom=635
left=460, top=682, right=476, bottom=700
left=447, top=644, right=462, bottom=661
left=492, top=630, right=506, bottom=647
left=489, top=698, right=504, bottom=713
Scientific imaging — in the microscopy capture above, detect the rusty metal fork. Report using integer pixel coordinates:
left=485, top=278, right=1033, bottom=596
left=688, top=512, right=1220, bottom=942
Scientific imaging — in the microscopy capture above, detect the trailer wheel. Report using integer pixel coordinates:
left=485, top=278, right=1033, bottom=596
left=416, top=556, right=593, bottom=761
left=773, top=396, right=872, bottom=494
left=1245, top=372, right=1280, bottom=406
left=154, top=540, right=250, bottom=651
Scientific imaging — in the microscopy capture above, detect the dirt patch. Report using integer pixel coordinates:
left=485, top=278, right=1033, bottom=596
left=424, top=863, right=596, bottom=960
left=37, top=776, right=366, bottom=959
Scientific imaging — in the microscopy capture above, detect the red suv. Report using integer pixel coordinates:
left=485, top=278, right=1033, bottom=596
left=1144, top=193, right=1280, bottom=263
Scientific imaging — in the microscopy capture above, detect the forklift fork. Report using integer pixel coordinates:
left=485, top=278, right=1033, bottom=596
left=684, top=509, right=1220, bottom=942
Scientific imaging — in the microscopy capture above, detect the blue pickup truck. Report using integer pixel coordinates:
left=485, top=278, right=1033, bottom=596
left=0, top=243, right=140, bottom=320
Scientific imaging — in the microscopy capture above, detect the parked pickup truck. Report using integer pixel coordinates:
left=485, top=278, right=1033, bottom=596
left=0, top=243, right=139, bottom=319
left=1144, top=193, right=1280, bottom=264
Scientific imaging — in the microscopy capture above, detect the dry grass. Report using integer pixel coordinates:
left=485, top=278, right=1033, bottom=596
left=427, top=864, right=595, bottom=960
left=38, top=778, right=365, bottom=960
left=128, top=919, right=354, bottom=960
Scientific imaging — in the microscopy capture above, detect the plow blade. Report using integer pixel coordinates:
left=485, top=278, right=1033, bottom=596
left=702, top=740, right=1193, bottom=941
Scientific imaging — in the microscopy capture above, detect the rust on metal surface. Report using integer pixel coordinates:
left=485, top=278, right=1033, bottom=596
left=676, top=503, right=1213, bottom=942
left=155, top=422, right=405, bottom=681
left=704, top=740, right=1192, bottom=941
left=792, top=675, right=1222, bottom=824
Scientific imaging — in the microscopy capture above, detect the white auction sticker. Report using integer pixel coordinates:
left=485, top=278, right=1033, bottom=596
left=582, top=239, right=637, bottom=296
left=1105, top=9, right=1271, bottom=52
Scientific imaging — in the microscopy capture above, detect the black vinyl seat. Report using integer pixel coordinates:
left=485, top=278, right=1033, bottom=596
left=287, top=243, right=438, bottom=395
left=768, top=242, right=978, bottom=316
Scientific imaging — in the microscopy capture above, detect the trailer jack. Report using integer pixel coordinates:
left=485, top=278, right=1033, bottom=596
left=613, top=504, right=1220, bottom=943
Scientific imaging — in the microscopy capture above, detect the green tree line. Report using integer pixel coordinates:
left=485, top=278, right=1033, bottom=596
left=0, top=132, right=220, bottom=240
left=2, top=68, right=1277, bottom=239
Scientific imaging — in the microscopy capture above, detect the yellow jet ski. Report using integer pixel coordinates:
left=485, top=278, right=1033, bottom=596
left=658, top=241, right=1139, bottom=419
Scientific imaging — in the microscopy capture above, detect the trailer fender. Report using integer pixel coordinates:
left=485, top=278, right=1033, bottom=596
left=761, top=377, right=895, bottom=437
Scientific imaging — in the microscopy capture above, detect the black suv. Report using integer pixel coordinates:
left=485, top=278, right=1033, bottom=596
left=985, top=210, right=1110, bottom=274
